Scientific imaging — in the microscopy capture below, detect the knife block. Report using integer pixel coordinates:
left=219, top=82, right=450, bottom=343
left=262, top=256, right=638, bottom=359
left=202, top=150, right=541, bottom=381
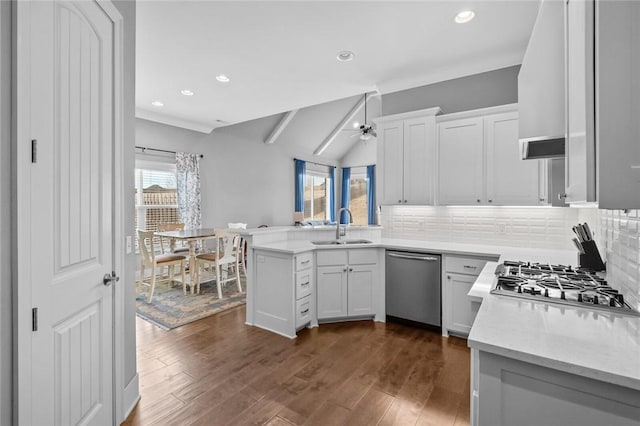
left=578, top=240, right=606, bottom=271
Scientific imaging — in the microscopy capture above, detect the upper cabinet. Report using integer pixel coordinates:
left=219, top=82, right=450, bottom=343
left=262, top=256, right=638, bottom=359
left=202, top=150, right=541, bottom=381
left=518, top=0, right=566, bottom=144
left=564, top=0, right=640, bottom=208
left=375, top=107, right=441, bottom=205
left=437, top=105, right=544, bottom=206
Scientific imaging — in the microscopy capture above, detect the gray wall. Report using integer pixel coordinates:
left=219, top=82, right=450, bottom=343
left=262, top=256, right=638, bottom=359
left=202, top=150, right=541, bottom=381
left=381, top=65, right=520, bottom=116
left=1, top=2, right=11, bottom=425
left=112, top=0, right=138, bottom=395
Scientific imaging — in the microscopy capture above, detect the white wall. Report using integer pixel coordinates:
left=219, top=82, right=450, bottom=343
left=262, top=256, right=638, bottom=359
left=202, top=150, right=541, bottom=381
left=112, top=0, right=138, bottom=408
left=0, top=1, right=11, bottom=424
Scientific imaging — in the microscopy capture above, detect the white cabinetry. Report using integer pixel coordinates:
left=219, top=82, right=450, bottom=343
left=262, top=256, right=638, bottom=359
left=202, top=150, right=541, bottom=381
left=438, top=106, right=544, bottom=206
left=375, top=107, right=441, bottom=205
left=443, top=255, right=496, bottom=336
left=564, top=0, right=640, bottom=208
left=253, top=250, right=314, bottom=338
left=316, top=249, right=378, bottom=320
left=473, top=351, right=640, bottom=426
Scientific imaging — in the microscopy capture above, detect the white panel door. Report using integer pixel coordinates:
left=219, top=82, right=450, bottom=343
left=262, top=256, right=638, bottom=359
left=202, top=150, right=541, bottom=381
left=378, top=121, right=404, bottom=204
left=485, top=112, right=541, bottom=205
left=347, top=266, right=375, bottom=316
left=27, top=1, right=116, bottom=424
left=317, top=266, right=348, bottom=319
left=403, top=116, right=434, bottom=205
left=438, top=117, right=484, bottom=205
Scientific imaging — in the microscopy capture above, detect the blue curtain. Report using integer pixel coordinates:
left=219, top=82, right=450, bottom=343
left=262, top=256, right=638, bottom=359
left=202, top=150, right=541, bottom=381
left=366, top=165, right=376, bottom=225
left=340, top=167, right=351, bottom=224
left=329, top=166, right=336, bottom=223
left=294, top=159, right=306, bottom=213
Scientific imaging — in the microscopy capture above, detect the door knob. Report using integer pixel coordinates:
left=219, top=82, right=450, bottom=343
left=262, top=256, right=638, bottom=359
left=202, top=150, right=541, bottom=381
left=103, top=272, right=120, bottom=286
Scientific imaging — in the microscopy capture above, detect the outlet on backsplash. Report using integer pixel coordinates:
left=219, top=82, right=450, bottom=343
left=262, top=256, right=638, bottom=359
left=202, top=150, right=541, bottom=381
left=496, top=223, right=507, bottom=234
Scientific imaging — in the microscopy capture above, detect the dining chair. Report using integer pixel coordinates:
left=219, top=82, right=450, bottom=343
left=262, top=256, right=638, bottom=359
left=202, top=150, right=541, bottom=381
left=137, top=229, right=188, bottom=303
left=228, top=222, right=247, bottom=278
left=157, top=222, right=189, bottom=254
left=193, top=231, right=242, bottom=298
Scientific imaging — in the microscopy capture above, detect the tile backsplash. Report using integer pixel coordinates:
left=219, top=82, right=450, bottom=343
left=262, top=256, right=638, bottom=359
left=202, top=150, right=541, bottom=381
left=381, top=206, right=579, bottom=249
left=596, top=209, right=640, bottom=311
left=381, top=205, right=640, bottom=311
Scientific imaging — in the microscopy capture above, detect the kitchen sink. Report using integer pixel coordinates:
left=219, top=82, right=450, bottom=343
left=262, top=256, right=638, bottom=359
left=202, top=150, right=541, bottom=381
left=311, top=239, right=372, bottom=245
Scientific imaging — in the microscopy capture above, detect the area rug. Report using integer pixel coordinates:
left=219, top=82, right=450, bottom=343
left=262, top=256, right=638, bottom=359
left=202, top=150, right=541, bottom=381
left=136, top=278, right=246, bottom=330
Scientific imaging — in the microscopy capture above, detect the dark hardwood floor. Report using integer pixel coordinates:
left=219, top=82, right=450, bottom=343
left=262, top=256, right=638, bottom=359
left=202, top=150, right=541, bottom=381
left=123, top=306, right=471, bottom=426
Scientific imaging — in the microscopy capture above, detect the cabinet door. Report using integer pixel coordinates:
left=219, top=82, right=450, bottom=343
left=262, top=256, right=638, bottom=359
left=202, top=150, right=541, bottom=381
left=438, top=117, right=484, bottom=205
left=403, top=116, right=435, bottom=205
left=485, top=112, right=541, bottom=205
left=445, top=273, right=477, bottom=335
left=347, top=265, right=375, bottom=316
left=317, top=266, right=348, bottom=319
left=565, top=0, right=596, bottom=204
left=378, top=121, right=404, bottom=204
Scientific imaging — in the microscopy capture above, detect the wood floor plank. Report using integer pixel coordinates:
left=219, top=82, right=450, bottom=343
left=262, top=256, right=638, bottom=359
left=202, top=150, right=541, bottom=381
left=124, top=308, right=471, bottom=426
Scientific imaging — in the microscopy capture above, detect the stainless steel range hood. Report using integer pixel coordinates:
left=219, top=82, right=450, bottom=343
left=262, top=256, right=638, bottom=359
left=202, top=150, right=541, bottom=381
left=519, top=136, right=565, bottom=160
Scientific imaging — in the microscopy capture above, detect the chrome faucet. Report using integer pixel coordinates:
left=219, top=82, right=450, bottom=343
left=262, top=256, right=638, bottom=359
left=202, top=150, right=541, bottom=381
left=336, top=208, right=352, bottom=240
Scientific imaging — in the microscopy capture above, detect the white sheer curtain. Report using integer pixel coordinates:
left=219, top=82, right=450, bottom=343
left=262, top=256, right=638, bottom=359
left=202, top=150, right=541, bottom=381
left=175, top=152, right=201, bottom=229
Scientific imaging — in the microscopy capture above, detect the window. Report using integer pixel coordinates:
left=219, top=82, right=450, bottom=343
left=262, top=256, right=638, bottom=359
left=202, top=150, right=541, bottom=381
left=349, top=167, right=368, bottom=226
left=134, top=160, right=179, bottom=233
left=304, top=170, right=332, bottom=221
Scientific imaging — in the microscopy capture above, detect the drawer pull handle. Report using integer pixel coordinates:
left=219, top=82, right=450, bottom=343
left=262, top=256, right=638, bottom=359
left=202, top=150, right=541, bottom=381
left=301, top=281, right=310, bottom=286
left=300, top=260, right=310, bottom=264
left=301, top=308, right=309, bottom=315
left=463, top=265, right=477, bottom=269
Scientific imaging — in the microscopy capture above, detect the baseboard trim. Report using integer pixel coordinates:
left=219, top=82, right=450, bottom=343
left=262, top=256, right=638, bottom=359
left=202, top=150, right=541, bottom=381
left=122, top=373, right=140, bottom=422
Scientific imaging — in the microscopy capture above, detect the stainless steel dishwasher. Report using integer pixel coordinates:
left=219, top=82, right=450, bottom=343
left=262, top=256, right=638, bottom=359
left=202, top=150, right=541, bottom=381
left=385, top=251, right=441, bottom=327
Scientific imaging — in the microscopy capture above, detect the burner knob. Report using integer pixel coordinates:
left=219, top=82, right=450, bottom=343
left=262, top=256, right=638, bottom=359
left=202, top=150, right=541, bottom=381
left=616, top=294, right=624, bottom=304
left=609, top=298, right=617, bottom=307
left=517, top=285, right=522, bottom=293
left=544, top=288, right=549, bottom=297
left=560, top=291, right=566, bottom=300
left=577, top=293, right=583, bottom=302
left=593, top=295, right=599, bottom=305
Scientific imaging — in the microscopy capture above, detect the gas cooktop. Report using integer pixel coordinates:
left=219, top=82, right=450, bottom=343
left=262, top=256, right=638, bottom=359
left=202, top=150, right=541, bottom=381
left=491, top=260, right=639, bottom=316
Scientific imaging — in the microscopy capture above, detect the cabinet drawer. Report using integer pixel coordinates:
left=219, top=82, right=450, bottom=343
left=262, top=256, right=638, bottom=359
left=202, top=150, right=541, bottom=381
left=295, top=270, right=313, bottom=300
left=295, top=295, right=312, bottom=328
left=316, top=249, right=348, bottom=266
left=348, top=248, right=378, bottom=265
left=445, top=256, right=492, bottom=276
left=295, top=252, right=313, bottom=271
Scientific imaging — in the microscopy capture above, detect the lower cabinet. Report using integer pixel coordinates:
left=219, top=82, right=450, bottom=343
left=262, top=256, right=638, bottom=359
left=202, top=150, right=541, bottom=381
left=316, top=249, right=378, bottom=320
left=472, top=350, right=640, bottom=426
left=443, top=255, right=497, bottom=336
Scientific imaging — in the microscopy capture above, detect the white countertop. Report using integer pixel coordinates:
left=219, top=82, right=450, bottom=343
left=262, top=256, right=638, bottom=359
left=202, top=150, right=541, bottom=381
left=468, top=262, right=640, bottom=391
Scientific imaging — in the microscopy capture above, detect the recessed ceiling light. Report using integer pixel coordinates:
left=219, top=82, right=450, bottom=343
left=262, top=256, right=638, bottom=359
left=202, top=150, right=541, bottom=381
left=151, top=101, right=164, bottom=107
left=181, top=89, right=194, bottom=96
left=216, top=74, right=230, bottom=83
left=455, top=10, right=475, bottom=24
left=336, top=51, right=355, bottom=62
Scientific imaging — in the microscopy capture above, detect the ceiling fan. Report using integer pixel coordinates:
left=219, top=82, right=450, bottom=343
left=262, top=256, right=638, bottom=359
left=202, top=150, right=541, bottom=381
left=343, top=92, right=377, bottom=141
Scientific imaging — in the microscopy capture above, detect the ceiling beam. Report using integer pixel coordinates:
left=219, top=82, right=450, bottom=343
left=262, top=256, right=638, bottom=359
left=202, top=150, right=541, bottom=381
left=264, top=109, right=299, bottom=144
left=313, top=91, right=378, bottom=156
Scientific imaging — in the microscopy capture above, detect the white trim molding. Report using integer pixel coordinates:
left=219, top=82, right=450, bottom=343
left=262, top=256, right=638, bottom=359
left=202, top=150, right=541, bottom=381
left=136, top=107, right=217, bottom=134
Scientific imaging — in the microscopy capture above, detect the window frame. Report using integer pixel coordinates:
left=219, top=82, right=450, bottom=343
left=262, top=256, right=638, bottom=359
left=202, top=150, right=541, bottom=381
left=303, top=168, right=332, bottom=222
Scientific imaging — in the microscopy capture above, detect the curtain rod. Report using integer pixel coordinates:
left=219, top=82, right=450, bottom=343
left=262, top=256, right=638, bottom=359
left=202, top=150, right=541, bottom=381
left=343, top=164, right=375, bottom=169
left=293, top=158, right=335, bottom=168
left=136, top=145, right=204, bottom=159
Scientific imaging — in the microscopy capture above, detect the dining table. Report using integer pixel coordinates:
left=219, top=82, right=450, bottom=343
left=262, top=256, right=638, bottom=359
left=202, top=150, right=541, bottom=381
left=154, top=227, right=220, bottom=272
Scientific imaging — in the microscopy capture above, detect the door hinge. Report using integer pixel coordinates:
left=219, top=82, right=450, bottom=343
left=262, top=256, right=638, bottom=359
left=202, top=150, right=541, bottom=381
left=32, top=307, right=38, bottom=331
left=31, top=139, right=37, bottom=163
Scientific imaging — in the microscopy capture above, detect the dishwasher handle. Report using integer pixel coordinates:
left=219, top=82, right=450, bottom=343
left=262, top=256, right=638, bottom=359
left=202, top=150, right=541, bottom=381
left=387, top=252, right=439, bottom=262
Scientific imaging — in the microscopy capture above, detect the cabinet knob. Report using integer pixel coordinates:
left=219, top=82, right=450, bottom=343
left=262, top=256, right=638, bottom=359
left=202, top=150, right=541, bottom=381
left=398, top=199, right=402, bottom=203
left=447, top=275, right=451, bottom=280
left=404, top=200, right=407, bottom=203
left=343, top=268, right=347, bottom=272
left=488, top=199, right=493, bottom=203
left=477, top=199, right=481, bottom=203
left=558, top=193, right=568, bottom=200
left=349, top=268, right=353, bottom=272
left=539, top=198, right=545, bottom=202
